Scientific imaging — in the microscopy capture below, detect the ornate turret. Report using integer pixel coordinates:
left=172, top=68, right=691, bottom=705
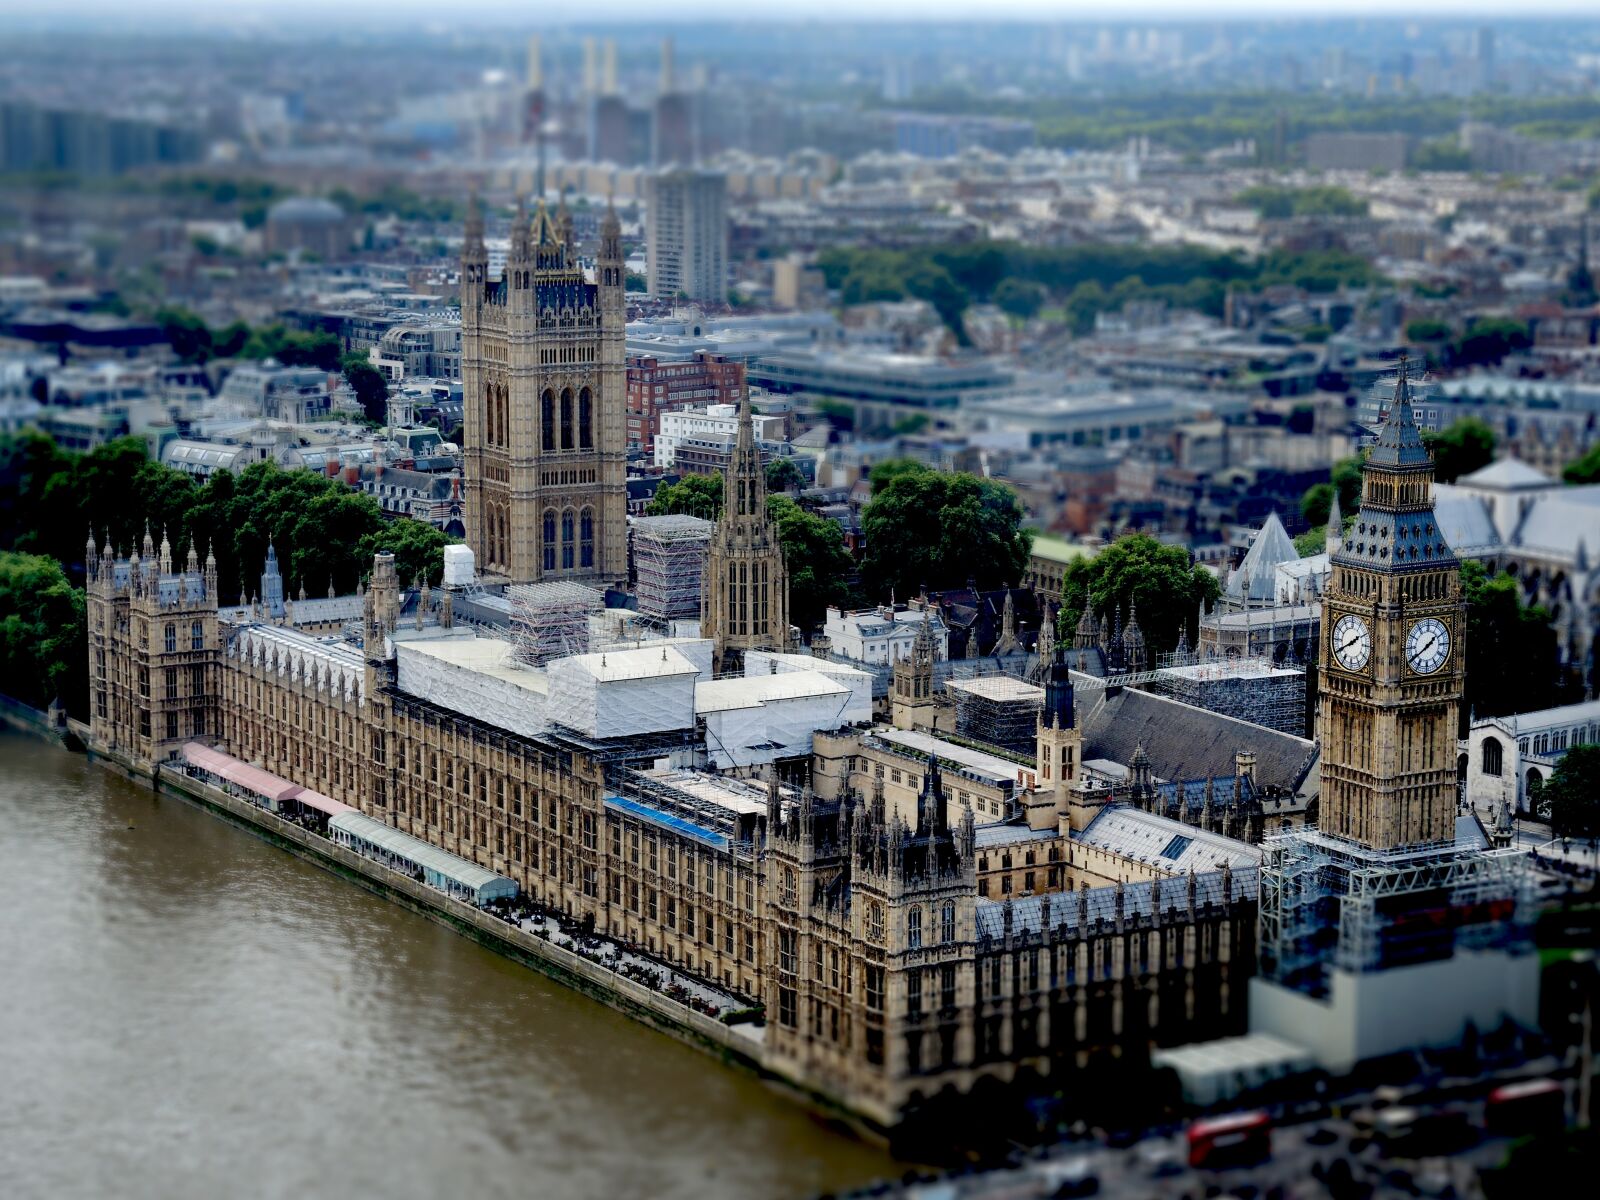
left=993, top=587, right=1019, bottom=655
left=462, top=192, right=487, bottom=299
left=1073, top=601, right=1100, bottom=652
left=1326, top=488, right=1344, bottom=555
left=917, top=747, right=945, bottom=836
left=703, top=394, right=789, bottom=673
left=509, top=193, right=531, bottom=264
left=1122, top=602, right=1147, bottom=674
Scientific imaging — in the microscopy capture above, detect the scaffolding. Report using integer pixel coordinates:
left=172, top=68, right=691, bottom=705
left=946, top=674, right=1044, bottom=757
left=507, top=581, right=604, bottom=666
left=1257, top=827, right=1533, bottom=1000
left=632, top=514, right=713, bottom=622
left=1146, top=658, right=1306, bottom=738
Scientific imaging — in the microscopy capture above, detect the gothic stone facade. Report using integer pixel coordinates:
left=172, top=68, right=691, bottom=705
left=90, top=551, right=1253, bottom=1130
left=461, top=198, right=627, bottom=586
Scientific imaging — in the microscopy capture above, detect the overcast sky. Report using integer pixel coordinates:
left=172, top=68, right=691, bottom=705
left=3, top=1, right=1595, bottom=22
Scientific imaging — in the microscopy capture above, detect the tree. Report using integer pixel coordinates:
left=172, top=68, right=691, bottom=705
left=1299, top=453, right=1365, bottom=529
left=342, top=354, right=390, bottom=425
left=0, top=551, right=86, bottom=714
left=764, top=457, right=806, bottom=494
left=1405, top=318, right=1452, bottom=343
left=1460, top=560, right=1564, bottom=722
left=868, top=457, right=931, bottom=495
left=994, top=278, right=1046, bottom=320
left=156, top=306, right=215, bottom=364
left=1423, top=418, right=1496, bottom=483
left=1544, top=744, right=1600, bottom=841
left=860, top=464, right=1031, bottom=600
left=1058, top=533, right=1220, bottom=657
left=767, top=495, right=850, bottom=631
left=1563, top=444, right=1600, bottom=484
left=646, top=475, right=723, bottom=521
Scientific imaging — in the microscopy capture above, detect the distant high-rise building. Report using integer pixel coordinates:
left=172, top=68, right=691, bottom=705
left=589, top=38, right=631, bottom=164
left=652, top=36, right=695, bottom=166
left=645, top=169, right=728, bottom=303
left=1472, top=26, right=1495, bottom=89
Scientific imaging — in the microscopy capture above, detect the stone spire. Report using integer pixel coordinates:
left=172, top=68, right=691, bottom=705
left=1041, top=642, right=1075, bottom=731
left=1038, top=602, right=1055, bottom=657
left=1121, top=602, right=1147, bottom=674
left=1073, top=601, right=1100, bottom=651
left=917, top=746, right=945, bottom=836
left=1326, top=487, right=1344, bottom=555
left=509, top=193, right=531, bottom=263
left=555, top=191, right=575, bottom=254
left=703, top=394, right=788, bottom=673
left=993, top=587, right=1019, bottom=655
left=158, top=528, right=173, bottom=574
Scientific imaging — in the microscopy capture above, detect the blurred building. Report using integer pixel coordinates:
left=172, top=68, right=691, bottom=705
left=645, top=169, right=728, bottom=303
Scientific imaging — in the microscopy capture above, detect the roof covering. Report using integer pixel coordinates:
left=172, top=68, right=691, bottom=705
left=1081, top=687, right=1316, bottom=794
left=694, top=671, right=847, bottom=714
left=1431, top=488, right=1502, bottom=558
left=182, top=741, right=302, bottom=802
left=1228, top=513, right=1300, bottom=603
left=1513, top=489, right=1600, bottom=558
left=604, top=795, right=729, bottom=850
left=1076, top=805, right=1264, bottom=873
left=555, top=645, right=699, bottom=683
left=1365, top=368, right=1433, bottom=469
left=329, top=811, right=512, bottom=893
left=975, top=865, right=1259, bottom=940
left=1457, top=457, right=1554, bottom=490
left=874, top=727, right=1025, bottom=787
left=946, top=675, right=1045, bottom=703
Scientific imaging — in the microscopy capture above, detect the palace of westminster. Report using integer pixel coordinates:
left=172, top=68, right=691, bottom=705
left=84, top=200, right=1536, bottom=1128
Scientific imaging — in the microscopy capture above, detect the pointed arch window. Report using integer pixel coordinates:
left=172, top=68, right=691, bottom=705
left=542, top=509, right=557, bottom=572
left=541, top=390, right=555, bottom=452
left=580, top=507, right=595, bottom=569
left=560, top=389, right=574, bottom=450
left=579, top=387, right=593, bottom=449
left=561, top=509, right=575, bottom=570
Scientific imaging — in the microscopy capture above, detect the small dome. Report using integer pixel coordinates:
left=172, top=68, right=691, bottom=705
left=266, top=196, right=346, bottom=225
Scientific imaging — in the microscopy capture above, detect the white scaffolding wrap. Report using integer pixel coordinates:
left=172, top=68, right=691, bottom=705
left=546, top=645, right=700, bottom=739
left=696, top=671, right=853, bottom=770
left=743, top=650, right=873, bottom=726
left=394, top=636, right=549, bottom=739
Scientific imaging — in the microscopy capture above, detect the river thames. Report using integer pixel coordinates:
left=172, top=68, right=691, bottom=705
left=0, top=731, right=897, bottom=1199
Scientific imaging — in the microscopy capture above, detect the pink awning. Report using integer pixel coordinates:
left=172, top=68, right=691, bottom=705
left=288, top=788, right=357, bottom=818
left=182, top=742, right=302, bottom=803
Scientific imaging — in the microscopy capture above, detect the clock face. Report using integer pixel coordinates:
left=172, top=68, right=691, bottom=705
left=1331, top=613, right=1371, bottom=672
left=1406, top=617, right=1451, bottom=675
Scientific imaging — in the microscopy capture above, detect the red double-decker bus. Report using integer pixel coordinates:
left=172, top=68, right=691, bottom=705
left=1187, top=1111, right=1272, bottom=1169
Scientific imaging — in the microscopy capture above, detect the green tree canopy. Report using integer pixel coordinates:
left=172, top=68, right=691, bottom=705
left=1057, top=533, right=1220, bottom=657
left=1405, top=318, right=1452, bottom=343
left=1299, top=452, right=1365, bottom=529
left=0, top=552, right=86, bottom=713
left=1461, top=560, right=1565, bottom=723
left=1563, top=444, right=1600, bottom=484
left=860, top=464, right=1031, bottom=600
left=1544, top=743, right=1600, bottom=840
left=767, top=495, right=851, bottom=631
left=994, top=277, right=1046, bottom=320
left=764, top=457, right=806, bottom=494
left=1423, top=418, right=1497, bottom=483
left=341, top=354, right=389, bottom=425
left=646, top=474, right=724, bottom=521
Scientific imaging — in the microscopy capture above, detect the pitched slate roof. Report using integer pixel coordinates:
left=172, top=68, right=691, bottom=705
left=1080, top=686, right=1317, bottom=795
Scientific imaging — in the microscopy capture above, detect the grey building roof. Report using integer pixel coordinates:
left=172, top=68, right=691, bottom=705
left=975, top=865, right=1259, bottom=941
left=1076, top=806, right=1264, bottom=874
left=1081, top=686, right=1317, bottom=794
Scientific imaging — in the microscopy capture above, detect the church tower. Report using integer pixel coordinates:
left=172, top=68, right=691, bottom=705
left=1035, top=644, right=1081, bottom=805
left=891, top=612, right=940, bottom=732
left=1318, top=360, right=1463, bottom=851
left=460, top=190, right=627, bottom=585
left=702, top=396, right=789, bottom=673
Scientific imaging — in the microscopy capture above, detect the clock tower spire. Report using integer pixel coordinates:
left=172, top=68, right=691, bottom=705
left=1318, top=357, right=1463, bottom=851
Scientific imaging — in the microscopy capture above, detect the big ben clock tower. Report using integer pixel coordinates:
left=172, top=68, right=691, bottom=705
left=1318, top=359, right=1463, bottom=851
